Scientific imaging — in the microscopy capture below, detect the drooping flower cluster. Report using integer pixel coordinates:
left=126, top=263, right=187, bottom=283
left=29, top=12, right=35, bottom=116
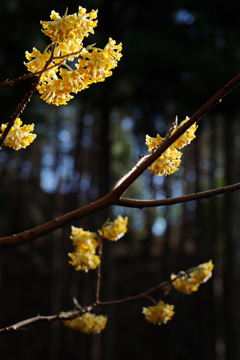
left=63, top=312, right=107, bottom=334
left=68, top=226, right=100, bottom=272
left=142, top=260, right=214, bottom=326
left=146, top=116, right=197, bottom=176
left=24, top=7, right=122, bottom=105
left=171, top=260, right=214, bottom=294
left=142, top=300, right=175, bottom=325
left=99, top=215, right=128, bottom=241
left=68, top=216, right=128, bottom=272
left=0, top=118, right=36, bottom=150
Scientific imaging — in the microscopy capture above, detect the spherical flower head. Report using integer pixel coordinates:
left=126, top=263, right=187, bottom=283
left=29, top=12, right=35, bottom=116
left=37, top=77, right=74, bottom=106
left=63, top=312, right=107, bottom=334
left=24, top=8, right=122, bottom=106
left=77, top=38, right=122, bottom=84
left=24, top=47, right=51, bottom=73
left=68, top=226, right=100, bottom=272
left=189, top=260, right=214, bottom=283
left=142, top=300, right=175, bottom=325
left=146, top=134, right=182, bottom=176
left=70, top=226, right=98, bottom=247
left=99, top=215, right=128, bottom=241
left=172, top=116, right=198, bottom=149
left=171, top=260, right=214, bottom=294
left=68, top=251, right=100, bottom=272
left=60, top=68, right=88, bottom=94
left=40, top=7, right=98, bottom=44
left=1, top=118, right=36, bottom=150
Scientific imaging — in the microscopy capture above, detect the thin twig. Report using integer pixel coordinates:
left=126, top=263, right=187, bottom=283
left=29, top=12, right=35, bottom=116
left=0, top=77, right=40, bottom=149
left=0, top=44, right=57, bottom=149
left=0, top=276, right=179, bottom=333
left=95, top=237, right=103, bottom=304
left=0, top=48, right=82, bottom=88
left=117, top=182, right=240, bottom=208
left=0, top=311, right=81, bottom=333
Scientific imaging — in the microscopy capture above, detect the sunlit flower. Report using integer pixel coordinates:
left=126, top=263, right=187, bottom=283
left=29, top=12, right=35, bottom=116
left=24, top=47, right=52, bottom=73
left=40, top=7, right=98, bottom=44
left=37, top=77, right=74, bottom=105
left=0, top=118, right=36, bottom=150
left=78, top=38, right=122, bottom=83
left=69, top=226, right=100, bottom=272
left=146, top=116, right=198, bottom=176
left=146, top=134, right=182, bottom=176
left=99, top=215, right=128, bottom=241
left=60, top=68, right=88, bottom=94
left=63, top=312, right=107, bottom=334
left=171, top=260, right=214, bottom=294
left=142, top=300, right=175, bottom=325
left=24, top=7, right=122, bottom=105
left=172, top=116, right=198, bottom=149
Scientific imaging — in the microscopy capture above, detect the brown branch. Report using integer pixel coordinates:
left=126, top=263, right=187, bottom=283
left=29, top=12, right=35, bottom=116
left=1, top=72, right=240, bottom=248
left=0, top=77, right=40, bottom=149
left=96, top=280, right=172, bottom=306
left=0, top=276, right=176, bottom=333
left=0, top=44, right=57, bottom=149
left=0, top=73, right=36, bottom=87
left=0, top=311, right=81, bottom=333
left=0, top=48, right=82, bottom=88
left=95, top=237, right=103, bottom=303
left=117, top=182, right=240, bottom=208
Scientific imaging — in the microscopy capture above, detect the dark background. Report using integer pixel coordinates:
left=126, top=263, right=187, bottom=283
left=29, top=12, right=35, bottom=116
left=0, top=0, right=240, bottom=359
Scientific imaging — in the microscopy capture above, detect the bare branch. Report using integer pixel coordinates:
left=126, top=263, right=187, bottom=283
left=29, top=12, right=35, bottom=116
left=0, top=44, right=58, bottom=148
left=0, top=277, right=177, bottom=333
left=0, top=311, right=80, bottom=333
left=117, top=182, right=240, bottom=208
left=1, top=72, right=240, bottom=247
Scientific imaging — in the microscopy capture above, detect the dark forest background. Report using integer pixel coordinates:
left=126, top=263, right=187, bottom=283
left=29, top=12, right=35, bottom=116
left=1, top=0, right=240, bottom=359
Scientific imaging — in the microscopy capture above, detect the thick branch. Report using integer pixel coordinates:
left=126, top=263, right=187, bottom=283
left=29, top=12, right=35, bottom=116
left=1, top=72, right=240, bottom=248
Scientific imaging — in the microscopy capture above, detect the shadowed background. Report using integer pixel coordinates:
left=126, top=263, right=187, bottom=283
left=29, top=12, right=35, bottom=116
left=0, top=0, right=240, bottom=359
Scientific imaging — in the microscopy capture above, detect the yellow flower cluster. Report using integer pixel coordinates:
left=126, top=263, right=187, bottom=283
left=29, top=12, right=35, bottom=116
left=0, top=118, right=36, bottom=150
left=171, top=260, right=214, bottom=294
left=68, top=226, right=100, bottom=272
left=99, top=215, right=128, bottom=241
left=24, top=7, right=122, bottom=105
left=142, top=300, right=175, bottom=325
left=146, top=117, right=197, bottom=176
left=63, top=312, right=107, bottom=334
left=69, top=216, right=128, bottom=271
left=172, top=117, right=198, bottom=148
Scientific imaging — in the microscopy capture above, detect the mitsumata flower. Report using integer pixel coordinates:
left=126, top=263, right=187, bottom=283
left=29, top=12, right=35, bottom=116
left=40, top=7, right=98, bottom=43
left=146, top=116, right=197, bottom=176
left=68, top=226, right=100, bottom=272
left=146, top=134, right=182, bottom=176
left=172, top=116, right=198, bottom=149
left=68, top=216, right=128, bottom=271
left=171, top=260, right=214, bottom=294
left=63, top=312, right=107, bottom=334
left=99, top=215, right=128, bottom=241
left=142, top=300, right=175, bottom=325
left=24, top=6, right=122, bottom=105
left=0, top=118, right=36, bottom=150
